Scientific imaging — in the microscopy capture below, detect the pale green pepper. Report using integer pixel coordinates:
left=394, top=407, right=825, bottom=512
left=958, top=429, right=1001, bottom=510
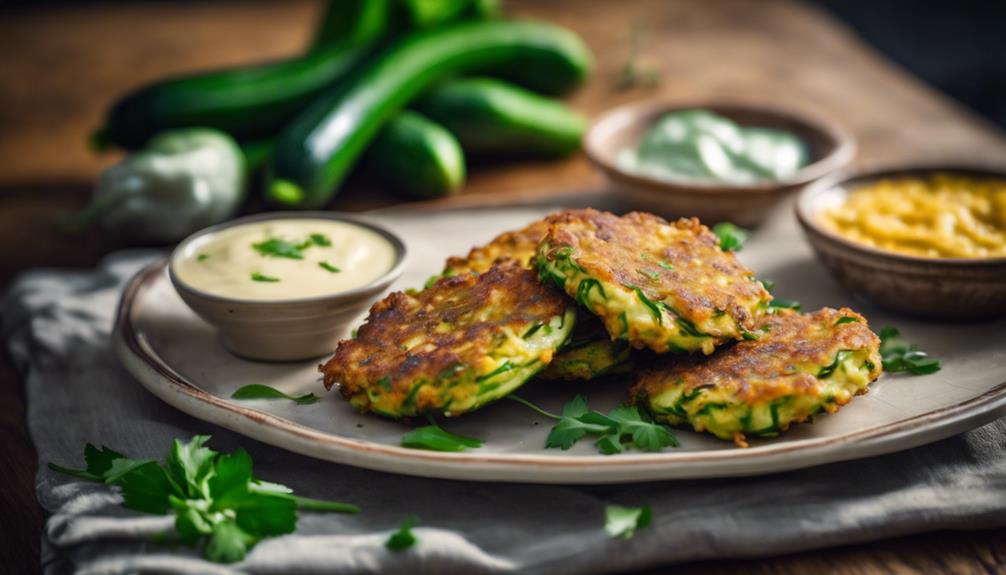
left=67, top=128, right=246, bottom=243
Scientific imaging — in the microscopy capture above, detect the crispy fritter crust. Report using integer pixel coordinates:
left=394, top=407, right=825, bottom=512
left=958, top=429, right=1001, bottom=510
left=632, top=308, right=880, bottom=402
left=444, top=218, right=552, bottom=276
left=630, top=307, right=883, bottom=445
left=320, top=260, right=570, bottom=416
left=538, top=209, right=772, bottom=353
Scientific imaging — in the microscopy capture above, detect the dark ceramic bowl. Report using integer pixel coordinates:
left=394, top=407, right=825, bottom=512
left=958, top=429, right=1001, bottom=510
left=796, top=165, right=1006, bottom=320
left=584, top=101, right=855, bottom=227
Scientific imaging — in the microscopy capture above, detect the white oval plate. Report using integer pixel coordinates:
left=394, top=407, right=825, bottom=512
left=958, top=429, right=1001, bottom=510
left=113, top=203, right=1006, bottom=484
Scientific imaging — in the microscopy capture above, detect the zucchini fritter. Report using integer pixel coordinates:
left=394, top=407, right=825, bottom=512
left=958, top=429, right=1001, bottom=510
left=539, top=310, right=632, bottom=380
left=443, top=214, right=632, bottom=381
left=536, top=209, right=772, bottom=355
left=321, top=260, right=574, bottom=418
left=444, top=217, right=552, bottom=277
left=630, top=307, right=883, bottom=447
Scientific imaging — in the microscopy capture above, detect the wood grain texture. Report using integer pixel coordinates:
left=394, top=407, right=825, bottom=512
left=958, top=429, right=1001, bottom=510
left=1, top=1, right=1004, bottom=574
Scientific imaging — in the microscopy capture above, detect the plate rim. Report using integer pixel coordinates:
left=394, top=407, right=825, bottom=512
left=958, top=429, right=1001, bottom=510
left=115, top=256, right=1006, bottom=484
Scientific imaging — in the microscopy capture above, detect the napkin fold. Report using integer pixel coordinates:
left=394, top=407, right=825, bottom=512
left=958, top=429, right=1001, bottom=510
left=4, top=251, right=1005, bottom=575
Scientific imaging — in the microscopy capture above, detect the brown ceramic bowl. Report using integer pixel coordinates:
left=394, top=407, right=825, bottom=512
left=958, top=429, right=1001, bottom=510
left=584, top=101, right=855, bottom=227
left=796, top=165, right=1006, bottom=320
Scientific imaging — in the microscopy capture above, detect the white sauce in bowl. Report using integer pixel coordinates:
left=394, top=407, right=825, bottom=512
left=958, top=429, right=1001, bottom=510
left=173, top=218, right=397, bottom=300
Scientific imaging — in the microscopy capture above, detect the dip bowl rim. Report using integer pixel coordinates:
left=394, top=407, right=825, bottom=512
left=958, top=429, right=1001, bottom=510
left=583, top=99, right=857, bottom=196
left=796, top=163, right=1006, bottom=268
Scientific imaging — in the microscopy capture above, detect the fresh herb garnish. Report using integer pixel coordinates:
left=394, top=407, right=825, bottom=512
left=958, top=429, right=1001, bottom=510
left=253, top=238, right=306, bottom=260
left=879, top=327, right=941, bottom=375
left=401, top=417, right=483, bottom=452
left=306, top=233, right=331, bottom=247
left=510, top=395, right=678, bottom=455
left=768, top=297, right=801, bottom=311
left=713, top=222, right=749, bottom=252
left=197, top=253, right=210, bottom=262
left=657, top=260, right=674, bottom=271
left=638, top=268, right=661, bottom=280
left=48, top=436, right=359, bottom=563
left=386, top=516, right=419, bottom=551
left=231, top=384, right=319, bottom=405
left=835, top=316, right=860, bottom=325
left=318, top=261, right=341, bottom=273
left=605, top=504, right=652, bottom=539
left=253, top=233, right=331, bottom=260
left=251, top=271, right=280, bottom=283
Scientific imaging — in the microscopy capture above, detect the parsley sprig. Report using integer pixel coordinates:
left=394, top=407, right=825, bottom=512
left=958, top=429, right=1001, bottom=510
left=879, top=326, right=941, bottom=375
left=713, top=222, right=749, bottom=252
left=48, top=436, right=359, bottom=563
left=510, top=395, right=678, bottom=455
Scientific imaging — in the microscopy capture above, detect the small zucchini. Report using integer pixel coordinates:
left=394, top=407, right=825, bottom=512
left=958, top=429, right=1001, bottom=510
left=414, top=77, right=585, bottom=156
left=96, top=0, right=393, bottom=149
left=267, top=20, right=592, bottom=208
left=365, top=110, right=465, bottom=198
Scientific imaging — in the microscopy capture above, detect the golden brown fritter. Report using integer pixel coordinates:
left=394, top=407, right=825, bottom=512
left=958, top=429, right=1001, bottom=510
left=444, top=218, right=553, bottom=276
left=630, top=307, right=883, bottom=446
left=320, top=260, right=575, bottom=418
left=441, top=212, right=630, bottom=381
left=536, top=209, right=772, bottom=354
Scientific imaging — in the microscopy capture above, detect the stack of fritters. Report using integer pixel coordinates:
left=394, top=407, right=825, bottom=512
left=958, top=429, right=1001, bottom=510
left=322, top=259, right=574, bottom=418
left=320, top=208, right=883, bottom=446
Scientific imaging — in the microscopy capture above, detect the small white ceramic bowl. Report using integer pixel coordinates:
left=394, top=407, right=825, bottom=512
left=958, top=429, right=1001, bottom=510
left=169, top=212, right=406, bottom=361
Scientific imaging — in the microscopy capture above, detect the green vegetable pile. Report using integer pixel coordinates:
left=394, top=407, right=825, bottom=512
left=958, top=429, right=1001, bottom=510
left=78, top=0, right=592, bottom=242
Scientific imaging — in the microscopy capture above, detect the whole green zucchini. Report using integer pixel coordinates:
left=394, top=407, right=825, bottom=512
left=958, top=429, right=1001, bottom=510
left=414, top=76, right=585, bottom=157
left=96, top=0, right=393, bottom=149
left=267, top=20, right=592, bottom=207
left=366, top=110, right=465, bottom=198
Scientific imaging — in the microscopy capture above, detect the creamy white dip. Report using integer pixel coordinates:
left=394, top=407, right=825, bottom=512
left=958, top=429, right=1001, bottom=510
left=173, top=218, right=397, bottom=300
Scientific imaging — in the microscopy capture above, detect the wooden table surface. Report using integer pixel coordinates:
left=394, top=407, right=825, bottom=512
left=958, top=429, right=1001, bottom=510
left=1, top=1, right=1004, bottom=573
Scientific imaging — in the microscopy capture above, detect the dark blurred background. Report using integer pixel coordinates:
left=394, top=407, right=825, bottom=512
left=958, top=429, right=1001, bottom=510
left=817, top=0, right=1006, bottom=129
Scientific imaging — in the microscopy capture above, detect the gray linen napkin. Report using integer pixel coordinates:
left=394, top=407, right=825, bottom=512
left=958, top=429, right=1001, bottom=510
left=4, top=250, right=1006, bottom=575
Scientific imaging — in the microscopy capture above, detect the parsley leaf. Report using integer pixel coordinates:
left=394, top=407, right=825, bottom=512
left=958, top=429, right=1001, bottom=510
left=307, top=233, right=331, bottom=247
left=386, top=516, right=419, bottom=551
left=253, top=238, right=305, bottom=260
left=251, top=272, right=280, bottom=283
left=48, top=436, right=359, bottom=563
left=401, top=419, right=483, bottom=452
left=713, top=222, right=749, bottom=252
left=835, top=316, right=860, bottom=325
left=318, top=261, right=341, bottom=273
left=605, top=505, right=652, bottom=539
left=520, top=395, right=678, bottom=455
left=47, top=444, right=125, bottom=481
left=197, top=253, right=210, bottom=262
left=254, top=233, right=331, bottom=260
left=879, top=326, right=942, bottom=375
left=231, top=384, right=320, bottom=405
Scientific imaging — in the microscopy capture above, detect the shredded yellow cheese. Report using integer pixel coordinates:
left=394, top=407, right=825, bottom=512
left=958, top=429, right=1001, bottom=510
left=821, top=175, right=1006, bottom=258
